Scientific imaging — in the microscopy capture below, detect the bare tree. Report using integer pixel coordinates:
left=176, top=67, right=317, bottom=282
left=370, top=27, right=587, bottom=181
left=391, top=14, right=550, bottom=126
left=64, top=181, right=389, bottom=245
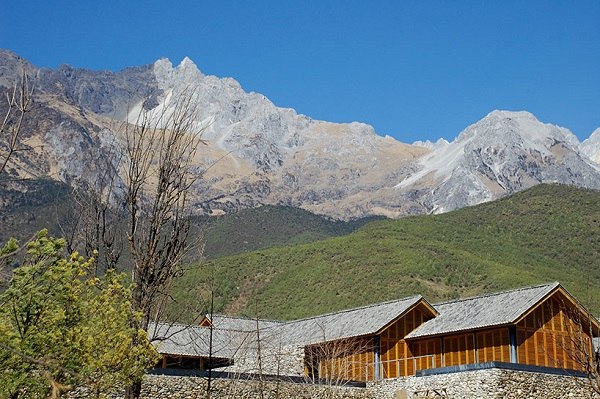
left=60, top=135, right=126, bottom=273
left=559, top=305, right=600, bottom=395
left=117, top=89, right=205, bottom=398
left=0, top=71, right=33, bottom=277
left=0, top=71, right=33, bottom=178
left=305, top=337, right=375, bottom=385
left=123, top=90, right=203, bottom=323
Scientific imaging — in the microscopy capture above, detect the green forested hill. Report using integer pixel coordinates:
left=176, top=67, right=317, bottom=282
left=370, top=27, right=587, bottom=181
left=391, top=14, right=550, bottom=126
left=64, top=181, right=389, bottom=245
left=0, top=179, right=75, bottom=244
left=0, top=179, right=377, bottom=259
left=192, top=205, right=382, bottom=260
left=171, top=184, right=600, bottom=321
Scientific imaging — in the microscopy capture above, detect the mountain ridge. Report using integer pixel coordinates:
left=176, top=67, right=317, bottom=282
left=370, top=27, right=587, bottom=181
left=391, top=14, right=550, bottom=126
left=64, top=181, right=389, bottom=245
left=1, top=49, right=599, bottom=219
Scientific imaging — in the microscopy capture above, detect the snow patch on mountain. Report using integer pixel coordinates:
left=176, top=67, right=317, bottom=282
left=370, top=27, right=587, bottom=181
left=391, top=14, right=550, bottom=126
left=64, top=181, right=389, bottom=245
left=581, top=128, right=600, bottom=164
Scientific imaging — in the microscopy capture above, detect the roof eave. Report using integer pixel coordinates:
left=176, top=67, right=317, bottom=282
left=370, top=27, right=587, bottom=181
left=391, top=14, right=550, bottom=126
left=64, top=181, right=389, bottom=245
left=513, top=283, right=600, bottom=335
left=405, top=322, right=513, bottom=341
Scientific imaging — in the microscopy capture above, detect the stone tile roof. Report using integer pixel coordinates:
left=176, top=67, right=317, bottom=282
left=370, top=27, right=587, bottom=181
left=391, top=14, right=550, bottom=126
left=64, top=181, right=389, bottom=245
left=206, top=314, right=283, bottom=331
left=278, top=295, right=428, bottom=345
left=149, top=322, right=250, bottom=358
left=405, top=282, right=560, bottom=339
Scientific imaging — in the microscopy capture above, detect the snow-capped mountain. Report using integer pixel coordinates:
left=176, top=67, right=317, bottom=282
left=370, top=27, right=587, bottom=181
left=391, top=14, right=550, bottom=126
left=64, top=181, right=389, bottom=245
left=398, top=110, right=600, bottom=213
left=1, top=49, right=599, bottom=219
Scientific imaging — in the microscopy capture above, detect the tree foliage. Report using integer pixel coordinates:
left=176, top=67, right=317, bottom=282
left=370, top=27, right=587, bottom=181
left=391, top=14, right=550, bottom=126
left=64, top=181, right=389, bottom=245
left=0, top=231, right=159, bottom=398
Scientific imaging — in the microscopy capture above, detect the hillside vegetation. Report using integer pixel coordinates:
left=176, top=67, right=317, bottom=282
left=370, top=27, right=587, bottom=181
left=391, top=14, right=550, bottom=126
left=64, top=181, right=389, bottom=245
left=0, top=179, right=75, bottom=245
left=171, top=184, right=600, bottom=321
left=0, top=179, right=376, bottom=260
left=192, top=206, right=382, bottom=260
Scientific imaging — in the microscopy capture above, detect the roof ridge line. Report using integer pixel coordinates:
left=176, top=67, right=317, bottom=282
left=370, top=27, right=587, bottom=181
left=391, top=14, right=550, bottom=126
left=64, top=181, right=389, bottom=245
left=433, top=282, right=559, bottom=306
left=149, top=321, right=207, bottom=333
left=211, top=314, right=284, bottom=324
left=284, top=294, right=423, bottom=325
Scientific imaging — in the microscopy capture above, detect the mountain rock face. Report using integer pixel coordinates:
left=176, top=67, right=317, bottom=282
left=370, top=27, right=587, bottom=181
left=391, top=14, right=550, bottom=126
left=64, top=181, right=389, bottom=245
left=1, top=49, right=599, bottom=219
left=399, top=111, right=600, bottom=213
left=581, top=128, right=600, bottom=165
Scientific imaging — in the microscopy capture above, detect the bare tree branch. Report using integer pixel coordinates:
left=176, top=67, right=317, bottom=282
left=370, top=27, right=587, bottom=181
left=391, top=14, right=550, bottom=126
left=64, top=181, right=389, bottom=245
left=0, top=70, right=34, bottom=178
left=114, top=89, right=205, bottom=399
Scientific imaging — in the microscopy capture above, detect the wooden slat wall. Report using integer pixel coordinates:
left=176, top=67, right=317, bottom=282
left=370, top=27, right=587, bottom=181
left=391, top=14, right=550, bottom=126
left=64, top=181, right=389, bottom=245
left=410, top=338, right=442, bottom=371
left=442, top=333, right=477, bottom=366
left=310, top=337, right=375, bottom=382
left=409, top=327, right=511, bottom=369
left=476, top=328, right=510, bottom=363
left=516, top=294, right=593, bottom=371
left=380, top=304, right=436, bottom=378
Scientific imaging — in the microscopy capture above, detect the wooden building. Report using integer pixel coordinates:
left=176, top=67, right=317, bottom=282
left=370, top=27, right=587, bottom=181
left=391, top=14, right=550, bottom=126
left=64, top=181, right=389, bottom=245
left=150, top=316, right=283, bottom=372
left=302, top=282, right=600, bottom=381
left=405, top=282, right=600, bottom=372
left=151, top=282, right=599, bottom=383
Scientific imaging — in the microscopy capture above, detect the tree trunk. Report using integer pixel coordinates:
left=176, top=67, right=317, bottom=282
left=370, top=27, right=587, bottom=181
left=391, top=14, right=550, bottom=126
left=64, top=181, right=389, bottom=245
left=124, top=380, right=142, bottom=399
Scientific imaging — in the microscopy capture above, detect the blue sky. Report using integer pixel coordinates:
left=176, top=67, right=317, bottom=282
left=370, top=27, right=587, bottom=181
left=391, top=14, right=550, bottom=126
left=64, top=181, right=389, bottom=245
left=1, top=1, right=599, bottom=143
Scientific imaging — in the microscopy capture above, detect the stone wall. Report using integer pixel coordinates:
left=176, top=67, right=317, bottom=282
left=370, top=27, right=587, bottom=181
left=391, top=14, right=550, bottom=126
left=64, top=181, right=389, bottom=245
left=368, top=368, right=600, bottom=399
left=142, top=375, right=372, bottom=399
left=66, top=367, right=600, bottom=399
left=220, top=343, right=305, bottom=377
left=67, top=374, right=372, bottom=399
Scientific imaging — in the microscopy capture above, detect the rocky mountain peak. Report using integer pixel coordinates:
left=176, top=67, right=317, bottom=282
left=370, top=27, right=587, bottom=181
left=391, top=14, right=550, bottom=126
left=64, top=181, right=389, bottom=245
left=153, top=56, right=204, bottom=89
left=396, top=110, right=600, bottom=214
left=458, top=110, right=580, bottom=151
left=1, top=50, right=599, bottom=220
left=0, top=49, right=36, bottom=87
left=179, top=56, right=199, bottom=70
left=412, top=138, right=450, bottom=150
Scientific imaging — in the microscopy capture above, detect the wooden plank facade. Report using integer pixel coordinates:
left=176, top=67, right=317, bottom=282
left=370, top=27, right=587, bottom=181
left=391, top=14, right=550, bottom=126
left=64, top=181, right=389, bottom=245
left=516, top=291, right=594, bottom=371
left=306, top=337, right=376, bottom=382
left=380, top=303, right=438, bottom=378
left=408, top=326, right=512, bottom=369
left=304, top=285, right=599, bottom=381
left=304, top=302, right=437, bottom=382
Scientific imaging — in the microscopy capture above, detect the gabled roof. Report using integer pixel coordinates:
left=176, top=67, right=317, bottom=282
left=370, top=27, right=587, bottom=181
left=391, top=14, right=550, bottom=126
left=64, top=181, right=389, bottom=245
left=149, top=322, right=250, bottom=358
left=406, top=282, right=561, bottom=339
left=190, top=297, right=436, bottom=350
left=279, top=295, right=435, bottom=345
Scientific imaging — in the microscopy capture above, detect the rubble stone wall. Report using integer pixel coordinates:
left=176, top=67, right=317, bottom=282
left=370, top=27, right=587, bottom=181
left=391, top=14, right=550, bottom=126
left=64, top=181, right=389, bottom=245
left=368, top=368, right=600, bottom=399
left=67, top=374, right=372, bottom=399
left=221, top=343, right=305, bottom=377
left=67, top=367, right=600, bottom=398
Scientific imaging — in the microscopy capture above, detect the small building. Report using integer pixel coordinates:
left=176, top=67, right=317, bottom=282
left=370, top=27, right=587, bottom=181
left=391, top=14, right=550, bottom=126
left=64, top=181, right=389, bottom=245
left=151, top=282, right=600, bottom=382
left=148, top=322, right=239, bottom=370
